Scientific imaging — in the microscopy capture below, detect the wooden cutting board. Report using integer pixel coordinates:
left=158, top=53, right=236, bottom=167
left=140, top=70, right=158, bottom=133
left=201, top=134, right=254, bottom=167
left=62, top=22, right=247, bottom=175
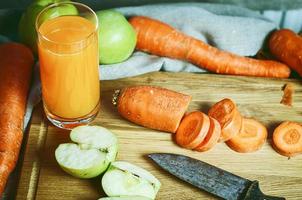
left=15, top=72, right=302, bottom=200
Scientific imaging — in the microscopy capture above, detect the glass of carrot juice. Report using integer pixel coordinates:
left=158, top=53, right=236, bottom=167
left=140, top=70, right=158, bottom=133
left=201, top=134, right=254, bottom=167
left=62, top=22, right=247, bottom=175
left=36, top=2, right=100, bottom=129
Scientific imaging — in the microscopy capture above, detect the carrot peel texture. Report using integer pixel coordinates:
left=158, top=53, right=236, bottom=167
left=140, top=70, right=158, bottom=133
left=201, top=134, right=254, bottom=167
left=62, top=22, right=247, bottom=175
left=269, top=29, right=302, bottom=77
left=116, top=85, right=192, bottom=133
left=0, top=43, right=33, bottom=195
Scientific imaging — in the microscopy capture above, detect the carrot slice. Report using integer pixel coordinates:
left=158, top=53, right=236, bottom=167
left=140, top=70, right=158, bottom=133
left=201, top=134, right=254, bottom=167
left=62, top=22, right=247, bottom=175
left=175, top=111, right=210, bottom=149
left=280, top=83, right=294, bottom=107
left=208, top=98, right=242, bottom=142
left=208, top=98, right=236, bottom=127
left=272, top=121, right=302, bottom=157
left=220, top=109, right=242, bottom=142
left=226, top=118, right=267, bottom=153
left=194, top=117, right=221, bottom=152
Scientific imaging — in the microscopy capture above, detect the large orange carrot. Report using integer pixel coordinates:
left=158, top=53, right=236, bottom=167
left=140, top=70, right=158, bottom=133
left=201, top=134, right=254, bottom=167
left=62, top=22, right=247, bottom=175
left=272, top=121, right=302, bottom=157
left=175, top=111, right=210, bottom=149
left=0, top=43, right=34, bottom=195
left=226, top=118, right=268, bottom=153
left=269, top=29, right=302, bottom=77
left=113, top=85, right=192, bottom=133
left=129, top=16, right=290, bottom=78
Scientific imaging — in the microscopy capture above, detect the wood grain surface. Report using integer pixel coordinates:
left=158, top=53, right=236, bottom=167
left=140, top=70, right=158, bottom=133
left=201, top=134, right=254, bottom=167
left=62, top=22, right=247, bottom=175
left=16, top=72, right=302, bottom=200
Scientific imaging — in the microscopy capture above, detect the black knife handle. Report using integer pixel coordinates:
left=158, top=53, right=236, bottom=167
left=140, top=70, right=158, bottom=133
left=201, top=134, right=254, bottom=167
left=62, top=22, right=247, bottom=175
left=242, top=181, right=285, bottom=200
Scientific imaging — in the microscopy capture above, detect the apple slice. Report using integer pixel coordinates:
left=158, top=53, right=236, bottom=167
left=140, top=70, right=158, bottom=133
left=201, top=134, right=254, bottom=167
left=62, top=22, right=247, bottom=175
left=98, top=196, right=152, bottom=200
left=102, top=161, right=161, bottom=200
left=55, top=126, right=118, bottom=178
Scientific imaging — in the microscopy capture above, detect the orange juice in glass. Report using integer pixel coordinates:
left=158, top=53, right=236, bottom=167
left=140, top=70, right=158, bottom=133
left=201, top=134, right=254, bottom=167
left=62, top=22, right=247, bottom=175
left=36, top=2, right=100, bottom=129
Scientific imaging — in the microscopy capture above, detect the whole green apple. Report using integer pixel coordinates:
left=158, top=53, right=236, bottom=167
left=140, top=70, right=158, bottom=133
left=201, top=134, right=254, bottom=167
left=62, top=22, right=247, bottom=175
left=96, top=10, right=137, bottom=64
left=18, top=0, right=78, bottom=54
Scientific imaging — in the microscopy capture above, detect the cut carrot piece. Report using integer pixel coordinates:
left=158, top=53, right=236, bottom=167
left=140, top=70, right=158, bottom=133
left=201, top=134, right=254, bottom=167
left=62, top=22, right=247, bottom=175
left=114, top=85, right=192, bottom=133
left=175, top=111, right=210, bottom=149
left=272, top=121, right=302, bottom=157
left=220, top=109, right=242, bottom=142
left=195, top=117, right=221, bottom=152
left=280, top=83, right=294, bottom=107
left=226, top=118, right=267, bottom=153
left=208, top=98, right=242, bottom=142
left=208, top=98, right=236, bottom=127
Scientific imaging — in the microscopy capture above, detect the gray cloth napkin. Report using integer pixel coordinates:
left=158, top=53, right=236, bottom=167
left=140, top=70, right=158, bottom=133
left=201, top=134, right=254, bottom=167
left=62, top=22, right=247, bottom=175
left=1, top=3, right=277, bottom=199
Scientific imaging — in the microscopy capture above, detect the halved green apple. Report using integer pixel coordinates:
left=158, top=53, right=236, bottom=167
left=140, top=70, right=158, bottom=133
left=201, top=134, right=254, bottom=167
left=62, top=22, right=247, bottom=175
left=102, top=161, right=161, bottom=199
left=98, top=196, right=152, bottom=200
left=55, top=126, right=118, bottom=178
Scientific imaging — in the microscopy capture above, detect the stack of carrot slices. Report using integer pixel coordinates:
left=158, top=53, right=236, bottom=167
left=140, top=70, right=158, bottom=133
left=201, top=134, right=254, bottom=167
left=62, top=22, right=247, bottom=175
left=209, top=98, right=268, bottom=153
left=175, top=111, right=221, bottom=152
left=175, top=98, right=268, bottom=154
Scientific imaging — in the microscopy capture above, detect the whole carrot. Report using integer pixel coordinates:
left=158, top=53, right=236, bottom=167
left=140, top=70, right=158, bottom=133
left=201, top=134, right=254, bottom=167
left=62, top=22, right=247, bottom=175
left=0, top=43, right=34, bottom=195
left=269, top=29, right=302, bottom=77
left=113, top=85, right=191, bottom=133
left=129, top=16, right=290, bottom=78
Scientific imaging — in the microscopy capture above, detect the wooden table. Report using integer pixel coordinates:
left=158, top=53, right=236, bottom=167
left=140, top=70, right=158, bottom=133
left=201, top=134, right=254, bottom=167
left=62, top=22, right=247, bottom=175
left=15, top=72, right=302, bottom=200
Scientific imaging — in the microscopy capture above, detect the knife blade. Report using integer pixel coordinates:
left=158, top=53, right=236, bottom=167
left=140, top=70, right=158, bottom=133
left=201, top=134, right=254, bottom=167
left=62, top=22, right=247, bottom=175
left=148, top=153, right=285, bottom=200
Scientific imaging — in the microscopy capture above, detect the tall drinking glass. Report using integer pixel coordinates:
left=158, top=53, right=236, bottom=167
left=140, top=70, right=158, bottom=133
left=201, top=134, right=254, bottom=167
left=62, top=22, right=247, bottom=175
left=36, top=2, right=100, bottom=129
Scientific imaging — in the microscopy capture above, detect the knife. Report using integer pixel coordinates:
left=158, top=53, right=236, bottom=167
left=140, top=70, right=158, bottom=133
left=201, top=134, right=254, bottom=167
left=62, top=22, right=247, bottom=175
left=148, top=153, right=285, bottom=200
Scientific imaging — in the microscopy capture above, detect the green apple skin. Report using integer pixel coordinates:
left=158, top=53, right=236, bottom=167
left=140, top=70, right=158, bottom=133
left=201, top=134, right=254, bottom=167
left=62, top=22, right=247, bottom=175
left=18, top=0, right=77, bottom=54
left=96, top=10, right=137, bottom=64
left=38, top=3, right=78, bottom=25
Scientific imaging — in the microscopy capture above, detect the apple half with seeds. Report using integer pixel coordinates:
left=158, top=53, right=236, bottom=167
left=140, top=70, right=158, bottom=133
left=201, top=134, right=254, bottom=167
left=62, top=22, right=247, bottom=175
left=102, top=161, right=161, bottom=199
left=55, top=126, right=118, bottom=178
